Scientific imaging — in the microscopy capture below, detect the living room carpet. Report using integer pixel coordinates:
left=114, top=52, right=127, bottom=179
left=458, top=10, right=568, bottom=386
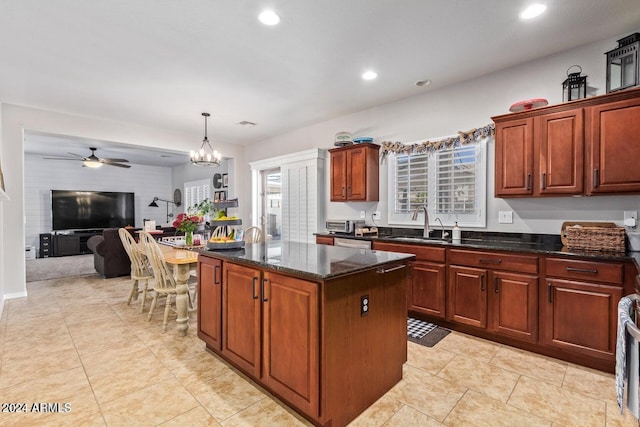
left=407, top=317, right=450, bottom=347
left=26, top=254, right=96, bottom=282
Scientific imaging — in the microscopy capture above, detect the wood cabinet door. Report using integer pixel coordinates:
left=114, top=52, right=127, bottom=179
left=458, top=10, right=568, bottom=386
left=495, top=118, right=534, bottom=197
left=536, top=109, right=584, bottom=195
left=330, top=150, right=347, bottom=201
left=346, top=147, right=367, bottom=200
left=589, top=97, right=640, bottom=193
left=408, top=261, right=446, bottom=319
left=489, top=271, right=538, bottom=343
left=262, top=272, right=319, bottom=418
left=542, top=278, right=622, bottom=360
left=447, top=265, right=487, bottom=328
left=222, top=262, right=262, bottom=377
left=198, top=257, right=222, bottom=350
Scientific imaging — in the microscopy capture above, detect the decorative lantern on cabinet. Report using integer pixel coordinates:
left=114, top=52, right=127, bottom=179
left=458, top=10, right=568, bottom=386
left=562, top=65, right=587, bottom=102
left=605, top=33, right=640, bottom=93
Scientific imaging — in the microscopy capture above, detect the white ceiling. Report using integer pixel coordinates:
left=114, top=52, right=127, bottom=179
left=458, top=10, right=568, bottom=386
left=2, top=0, right=639, bottom=166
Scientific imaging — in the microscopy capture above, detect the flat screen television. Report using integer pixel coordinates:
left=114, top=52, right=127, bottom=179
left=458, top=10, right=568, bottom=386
left=51, top=190, right=135, bottom=231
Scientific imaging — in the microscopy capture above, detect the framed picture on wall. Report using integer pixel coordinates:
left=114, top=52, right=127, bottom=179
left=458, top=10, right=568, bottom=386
left=219, top=190, right=227, bottom=201
left=212, top=173, right=223, bottom=189
left=222, top=173, right=228, bottom=188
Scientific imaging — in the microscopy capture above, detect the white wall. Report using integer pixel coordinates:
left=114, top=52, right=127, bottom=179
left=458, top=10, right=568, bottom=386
left=241, top=33, right=640, bottom=234
left=24, top=154, right=173, bottom=251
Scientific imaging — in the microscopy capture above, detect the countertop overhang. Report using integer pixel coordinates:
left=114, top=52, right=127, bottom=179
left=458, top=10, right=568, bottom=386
left=198, top=240, right=415, bottom=281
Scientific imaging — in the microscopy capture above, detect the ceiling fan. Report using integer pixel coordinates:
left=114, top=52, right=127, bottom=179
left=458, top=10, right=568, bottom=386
left=44, top=147, right=131, bottom=168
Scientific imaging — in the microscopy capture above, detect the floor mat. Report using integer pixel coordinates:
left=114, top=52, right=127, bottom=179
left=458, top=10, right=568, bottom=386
left=407, top=317, right=450, bottom=347
left=407, top=317, right=437, bottom=339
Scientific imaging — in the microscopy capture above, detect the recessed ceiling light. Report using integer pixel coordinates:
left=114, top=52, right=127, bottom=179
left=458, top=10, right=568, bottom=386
left=415, top=79, right=432, bottom=87
left=362, top=70, right=378, bottom=81
left=258, top=10, right=280, bottom=26
left=520, top=4, right=547, bottom=20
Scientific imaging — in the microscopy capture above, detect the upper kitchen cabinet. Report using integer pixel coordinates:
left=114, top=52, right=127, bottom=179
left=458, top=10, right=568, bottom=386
left=589, top=96, right=640, bottom=193
left=329, top=143, right=380, bottom=202
left=493, top=87, right=640, bottom=198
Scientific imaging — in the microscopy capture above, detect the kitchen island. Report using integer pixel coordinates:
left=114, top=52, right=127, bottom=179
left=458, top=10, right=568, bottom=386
left=197, top=241, right=415, bottom=427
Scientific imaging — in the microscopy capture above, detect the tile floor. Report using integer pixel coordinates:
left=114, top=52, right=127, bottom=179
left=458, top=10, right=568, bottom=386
left=0, top=273, right=639, bottom=426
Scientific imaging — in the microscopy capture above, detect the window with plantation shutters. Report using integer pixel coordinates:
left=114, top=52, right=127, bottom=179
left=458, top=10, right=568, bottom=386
left=388, top=139, right=486, bottom=227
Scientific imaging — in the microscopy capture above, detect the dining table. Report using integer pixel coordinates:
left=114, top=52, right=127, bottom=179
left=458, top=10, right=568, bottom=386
left=145, top=242, right=201, bottom=336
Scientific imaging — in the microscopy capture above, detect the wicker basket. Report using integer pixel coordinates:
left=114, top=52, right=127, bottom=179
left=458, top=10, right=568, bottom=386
left=565, top=226, right=626, bottom=252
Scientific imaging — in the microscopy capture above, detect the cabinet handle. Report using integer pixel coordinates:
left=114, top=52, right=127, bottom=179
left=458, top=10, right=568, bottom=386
left=547, top=283, right=552, bottom=303
left=593, top=169, right=599, bottom=188
left=251, top=277, right=259, bottom=300
left=566, top=267, right=598, bottom=274
left=261, top=278, right=269, bottom=302
left=494, top=277, right=499, bottom=293
left=526, top=173, right=531, bottom=191
left=479, top=258, right=502, bottom=264
left=541, top=173, right=546, bottom=190
left=342, top=186, right=346, bottom=197
left=214, top=265, right=220, bottom=285
left=377, top=264, right=406, bottom=274
left=480, top=274, right=485, bottom=291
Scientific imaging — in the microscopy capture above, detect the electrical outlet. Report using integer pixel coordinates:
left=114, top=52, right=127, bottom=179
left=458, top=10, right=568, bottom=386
left=498, top=211, right=513, bottom=224
left=360, top=210, right=366, bottom=219
left=372, top=211, right=381, bottom=220
left=624, top=211, right=637, bottom=227
left=360, top=295, right=369, bottom=317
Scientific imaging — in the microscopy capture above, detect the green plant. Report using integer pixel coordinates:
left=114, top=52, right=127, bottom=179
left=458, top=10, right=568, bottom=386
left=189, top=198, right=218, bottom=218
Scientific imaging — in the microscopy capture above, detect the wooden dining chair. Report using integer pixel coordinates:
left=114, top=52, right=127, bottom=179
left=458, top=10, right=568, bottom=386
left=118, top=228, right=154, bottom=312
left=244, top=226, right=263, bottom=243
left=139, top=231, right=180, bottom=332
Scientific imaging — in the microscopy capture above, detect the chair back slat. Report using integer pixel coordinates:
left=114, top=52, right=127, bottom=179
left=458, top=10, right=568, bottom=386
left=244, top=226, right=263, bottom=243
left=139, top=231, right=177, bottom=292
left=118, top=228, right=152, bottom=278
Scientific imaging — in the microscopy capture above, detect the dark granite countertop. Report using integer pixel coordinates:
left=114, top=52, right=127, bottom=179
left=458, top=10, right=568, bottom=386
left=317, top=228, right=640, bottom=271
left=198, top=240, right=415, bottom=281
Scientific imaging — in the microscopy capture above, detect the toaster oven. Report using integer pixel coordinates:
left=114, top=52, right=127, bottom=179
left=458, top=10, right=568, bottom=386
left=325, top=219, right=365, bottom=233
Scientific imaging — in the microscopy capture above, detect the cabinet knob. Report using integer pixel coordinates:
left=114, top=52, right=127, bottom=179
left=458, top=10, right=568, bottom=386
left=541, top=173, right=546, bottom=190
left=526, top=173, right=531, bottom=191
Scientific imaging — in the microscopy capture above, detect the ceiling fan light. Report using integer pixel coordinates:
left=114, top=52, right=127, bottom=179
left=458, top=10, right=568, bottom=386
left=83, top=160, right=102, bottom=168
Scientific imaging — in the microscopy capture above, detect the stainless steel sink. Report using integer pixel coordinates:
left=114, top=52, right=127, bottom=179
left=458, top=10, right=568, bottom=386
left=388, top=236, right=450, bottom=244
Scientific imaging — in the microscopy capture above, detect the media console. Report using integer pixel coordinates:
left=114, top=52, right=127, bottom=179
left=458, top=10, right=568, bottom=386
left=39, top=231, right=103, bottom=257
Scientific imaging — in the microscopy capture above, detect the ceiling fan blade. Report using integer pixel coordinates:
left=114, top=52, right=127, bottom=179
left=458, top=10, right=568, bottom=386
left=66, top=152, right=86, bottom=158
left=43, top=157, right=82, bottom=161
left=102, top=158, right=129, bottom=163
left=106, top=162, right=131, bottom=168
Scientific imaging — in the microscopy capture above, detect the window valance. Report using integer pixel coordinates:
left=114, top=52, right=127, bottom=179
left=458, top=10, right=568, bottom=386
left=380, top=123, right=495, bottom=160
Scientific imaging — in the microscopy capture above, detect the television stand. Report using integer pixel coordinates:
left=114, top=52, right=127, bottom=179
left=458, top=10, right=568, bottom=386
left=52, top=231, right=102, bottom=256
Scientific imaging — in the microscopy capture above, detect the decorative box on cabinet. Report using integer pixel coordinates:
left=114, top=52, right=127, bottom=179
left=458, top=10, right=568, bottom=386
left=493, top=87, right=640, bottom=198
left=329, top=143, right=379, bottom=202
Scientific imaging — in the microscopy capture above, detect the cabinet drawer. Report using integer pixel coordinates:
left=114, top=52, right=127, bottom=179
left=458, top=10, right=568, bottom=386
left=372, top=241, right=445, bottom=262
left=449, top=249, right=538, bottom=274
left=545, top=258, right=623, bottom=284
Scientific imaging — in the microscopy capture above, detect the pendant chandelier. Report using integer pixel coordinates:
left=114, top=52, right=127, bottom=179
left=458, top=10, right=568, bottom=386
left=190, top=112, right=221, bottom=167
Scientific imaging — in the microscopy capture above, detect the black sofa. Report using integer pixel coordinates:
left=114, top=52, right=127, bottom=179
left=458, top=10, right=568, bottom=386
left=86, top=228, right=131, bottom=278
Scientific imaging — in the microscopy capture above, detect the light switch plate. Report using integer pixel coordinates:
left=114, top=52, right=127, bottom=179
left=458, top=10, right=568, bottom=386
left=624, top=211, right=637, bottom=227
left=360, top=210, right=366, bottom=219
left=498, top=211, right=513, bottom=224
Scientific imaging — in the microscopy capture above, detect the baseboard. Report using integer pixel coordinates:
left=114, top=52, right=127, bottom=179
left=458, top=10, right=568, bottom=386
left=4, top=291, right=27, bottom=300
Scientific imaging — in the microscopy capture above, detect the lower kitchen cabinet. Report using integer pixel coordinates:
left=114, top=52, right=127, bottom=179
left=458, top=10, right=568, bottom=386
left=197, top=256, right=222, bottom=351
left=542, top=257, right=624, bottom=361
left=448, top=265, right=487, bottom=328
left=221, top=262, right=320, bottom=418
left=409, top=261, right=446, bottom=319
left=447, top=249, right=539, bottom=343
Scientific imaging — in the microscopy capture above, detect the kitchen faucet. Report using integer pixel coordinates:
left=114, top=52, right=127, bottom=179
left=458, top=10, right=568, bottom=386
left=411, top=205, right=430, bottom=238
left=434, top=217, right=449, bottom=240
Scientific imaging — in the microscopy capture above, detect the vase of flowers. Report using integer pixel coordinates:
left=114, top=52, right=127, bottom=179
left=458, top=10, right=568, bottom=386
left=172, top=213, right=202, bottom=246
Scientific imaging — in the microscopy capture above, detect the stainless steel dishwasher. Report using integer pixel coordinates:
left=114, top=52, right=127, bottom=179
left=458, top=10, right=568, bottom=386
left=333, top=237, right=372, bottom=249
